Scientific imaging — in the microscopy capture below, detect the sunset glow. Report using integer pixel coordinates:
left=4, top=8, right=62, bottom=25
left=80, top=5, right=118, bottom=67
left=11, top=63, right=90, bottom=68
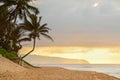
left=19, top=0, right=120, bottom=64
left=0, top=0, right=120, bottom=79
left=20, top=46, right=120, bottom=64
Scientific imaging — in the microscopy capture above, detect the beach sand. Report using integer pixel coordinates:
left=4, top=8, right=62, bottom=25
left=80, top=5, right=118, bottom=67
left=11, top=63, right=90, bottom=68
left=0, top=56, right=119, bottom=80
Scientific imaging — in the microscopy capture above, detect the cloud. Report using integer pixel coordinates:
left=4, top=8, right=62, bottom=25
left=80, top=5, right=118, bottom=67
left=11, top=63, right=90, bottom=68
left=29, top=0, right=120, bottom=46
left=108, top=48, right=120, bottom=54
left=36, top=47, right=92, bottom=54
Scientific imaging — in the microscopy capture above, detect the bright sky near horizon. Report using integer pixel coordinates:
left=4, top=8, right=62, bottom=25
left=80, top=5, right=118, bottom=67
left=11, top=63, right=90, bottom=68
left=20, top=46, right=120, bottom=64
left=22, top=0, right=120, bottom=64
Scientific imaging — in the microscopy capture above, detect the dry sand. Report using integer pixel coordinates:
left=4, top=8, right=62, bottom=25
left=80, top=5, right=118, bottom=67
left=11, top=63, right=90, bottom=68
left=0, top=55, right=120, bottom=80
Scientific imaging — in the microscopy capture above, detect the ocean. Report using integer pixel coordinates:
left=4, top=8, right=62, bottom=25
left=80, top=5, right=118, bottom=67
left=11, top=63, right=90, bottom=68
left=34, top=64, right=120, bottom=78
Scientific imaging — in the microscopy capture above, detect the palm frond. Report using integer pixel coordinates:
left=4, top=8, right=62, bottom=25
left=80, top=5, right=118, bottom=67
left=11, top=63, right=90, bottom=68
left=26, top=4, right=39, bottom=14
left=41, top=33, right=53, bottom=41
left=22, top=15, right=33, bottom=31
left=18, top=38, right=31, bottom=42
left=0, top=0, right=16, bottom=7
left=39, top=30, right=49, bottom=33
left=28, top=33, right=34, bottom=38
left=38, top=16, right=42, bottom=24
left=39, top=23, right=48, bottom=30
left=29, top=14, right=37, bottom=25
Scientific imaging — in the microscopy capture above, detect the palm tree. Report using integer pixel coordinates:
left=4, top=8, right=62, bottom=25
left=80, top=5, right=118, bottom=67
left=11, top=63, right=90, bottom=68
left=0, top=1, right=53, bottom=64
left=0, top=7, right=11, bottom=51
left=0, top=0, right=17, bottom=23
left=21, top=14, right=53, bottom=59
left=10, top=26, right=31, bottom=53
left=10, top=0, right=39, bottom=23
left=0, top=0, right=39, bottom=53
left=0, top=0, right=39, bottom=23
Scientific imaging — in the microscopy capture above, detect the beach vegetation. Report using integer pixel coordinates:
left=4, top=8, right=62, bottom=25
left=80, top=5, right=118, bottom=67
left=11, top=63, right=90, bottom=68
left=0, top=0, right=52, bottom=64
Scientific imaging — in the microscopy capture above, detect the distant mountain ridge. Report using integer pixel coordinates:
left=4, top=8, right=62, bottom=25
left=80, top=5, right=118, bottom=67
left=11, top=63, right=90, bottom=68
left=24, top=55, right=89, bottom=64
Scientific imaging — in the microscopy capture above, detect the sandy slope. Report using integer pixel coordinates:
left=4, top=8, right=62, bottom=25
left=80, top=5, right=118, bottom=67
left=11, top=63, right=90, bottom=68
left=0, top=55, right=26, bottom=73
left=0, top=55, right=119, bottom=80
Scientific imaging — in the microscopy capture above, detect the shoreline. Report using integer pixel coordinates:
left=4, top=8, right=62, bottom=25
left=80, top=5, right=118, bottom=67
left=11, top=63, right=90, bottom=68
left=0, top=66, right=120, bottom=80
left=33, top=64, right=120, bottom=78
left=0, top=56, right=120, bottom=80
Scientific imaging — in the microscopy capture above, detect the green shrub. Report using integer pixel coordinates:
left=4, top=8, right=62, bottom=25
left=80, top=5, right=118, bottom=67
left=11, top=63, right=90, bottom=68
left=0, top=48, right=17, bottom=60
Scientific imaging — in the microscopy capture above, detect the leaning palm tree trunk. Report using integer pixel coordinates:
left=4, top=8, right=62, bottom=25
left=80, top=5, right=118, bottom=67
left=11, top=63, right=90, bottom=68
left=22, top=38, right=36, bottom=59
left=19, top=38, right=36, bottom=65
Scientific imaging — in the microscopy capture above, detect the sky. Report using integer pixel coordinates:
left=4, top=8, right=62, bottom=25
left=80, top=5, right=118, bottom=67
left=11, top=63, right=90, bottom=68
left=29, top=0, right=120, bottom=46
left=21, top=0, right=120, bottom=64
left=21, top=46, right=120, bottom=64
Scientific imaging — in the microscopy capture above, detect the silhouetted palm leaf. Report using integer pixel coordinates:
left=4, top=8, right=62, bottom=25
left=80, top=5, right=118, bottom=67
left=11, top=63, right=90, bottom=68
left=41, top=33, right=53, bottom=41
left=17, top=38, right=31, bottom=42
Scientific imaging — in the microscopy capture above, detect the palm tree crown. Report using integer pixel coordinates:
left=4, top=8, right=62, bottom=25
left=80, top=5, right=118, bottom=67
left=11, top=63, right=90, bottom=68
left=21, top=14, right=53, bottom=59
left=23, top=14, right=53, bottom=40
